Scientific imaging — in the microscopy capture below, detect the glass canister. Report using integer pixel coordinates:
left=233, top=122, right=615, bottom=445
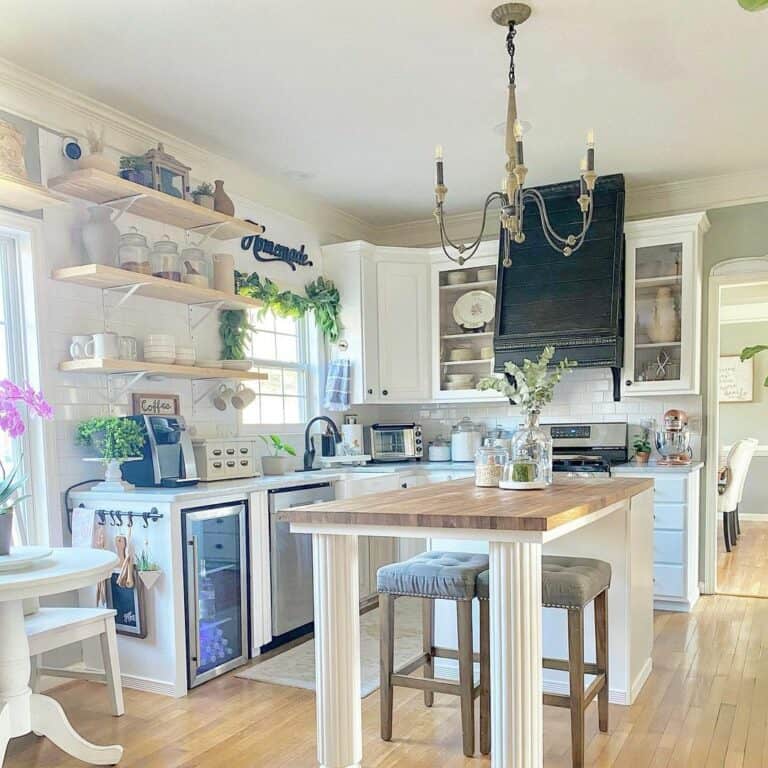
left=117, top=227, right=151, bottom=274
left=180, top=246, right=210, bottom=288
left=475, top=442, right=508, bottom=487
left=150, top=236, right=181, bottom=281
left=500, top=410, right=553, bottom=490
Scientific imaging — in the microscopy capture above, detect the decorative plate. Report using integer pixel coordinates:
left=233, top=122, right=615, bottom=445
left=452, top=290, right=495, bottom=331
left=0, top=546, right=53, bottom=572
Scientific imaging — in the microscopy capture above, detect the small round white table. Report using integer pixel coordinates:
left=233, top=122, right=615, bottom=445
left=0, top=547, right=122, bottom=766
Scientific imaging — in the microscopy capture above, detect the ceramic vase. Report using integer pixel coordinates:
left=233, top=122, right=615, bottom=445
left=213, top=180, right=235, bottom=216
left=500, top=410, right=553, bottom=490
left=82, top=206, right=121, bottom=266
left=0, top=510, right=12, bottom=556
left=647, top=287, right=679, bottom=343
left=212, top=253, right=235, bottom=294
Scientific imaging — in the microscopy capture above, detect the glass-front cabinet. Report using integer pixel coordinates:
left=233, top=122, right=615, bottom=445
left=430, top=245, right=505, bottom=402
left=623, top=213, right=709, bottom=396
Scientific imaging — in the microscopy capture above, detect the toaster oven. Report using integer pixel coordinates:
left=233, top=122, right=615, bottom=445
left=364, top=423, right=423, bottom=462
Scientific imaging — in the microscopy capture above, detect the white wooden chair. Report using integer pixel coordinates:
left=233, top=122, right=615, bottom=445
left=719, top=438, right=758, bottom=552
left=25, top=607, right=124, bottom=717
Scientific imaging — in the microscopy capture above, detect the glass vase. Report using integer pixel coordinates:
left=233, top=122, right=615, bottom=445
left=501, top=410, right=553, bottom=490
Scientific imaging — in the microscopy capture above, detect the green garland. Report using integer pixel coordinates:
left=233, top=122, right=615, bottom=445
left=234, top=272, right=342, bottom=342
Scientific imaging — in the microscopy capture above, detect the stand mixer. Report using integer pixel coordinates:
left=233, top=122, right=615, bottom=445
left=655, top=409, right=693, bottom=465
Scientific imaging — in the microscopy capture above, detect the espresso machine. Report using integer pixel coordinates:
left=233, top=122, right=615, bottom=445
left=121, top=415, right=199, bottom=487
left=655, top=409, right=693, bottom=465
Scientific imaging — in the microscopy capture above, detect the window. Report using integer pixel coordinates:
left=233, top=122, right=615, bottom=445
left=240, top=310, right=309, bottom=426
left=0, top=234, right=37, bottom=544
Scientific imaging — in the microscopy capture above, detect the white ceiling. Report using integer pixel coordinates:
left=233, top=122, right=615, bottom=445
left=1, top=0, right=767, bottom=226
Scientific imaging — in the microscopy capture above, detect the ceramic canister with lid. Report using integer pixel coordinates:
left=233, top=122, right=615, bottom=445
left=451, top=417, right=484, bottom=462
left=428, top=436, right=452, bottom=462
left=181, top=246, right=210, bottom=288
left=475, top=443, right=508, bottom=487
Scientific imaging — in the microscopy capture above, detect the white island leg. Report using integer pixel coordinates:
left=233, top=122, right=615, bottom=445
left=0, top=600, right=123, bottom=766
left=312, top=533, right=362, bottom=768
left=489, top=540, right=543, bottom=768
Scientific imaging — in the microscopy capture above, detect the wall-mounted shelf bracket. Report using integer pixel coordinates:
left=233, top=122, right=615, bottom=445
left=103, top=371, right=148, bottom=405
left=104, top=281, right=150, bottom=309
left=190, top=300, right=224, bottom=330
left=187, top=221, right=228, bottom=247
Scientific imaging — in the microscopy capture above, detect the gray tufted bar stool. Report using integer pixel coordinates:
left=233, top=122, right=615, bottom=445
left=476, top=555, right=611, bottom=768
left=377, top=550, right=489, bottom=757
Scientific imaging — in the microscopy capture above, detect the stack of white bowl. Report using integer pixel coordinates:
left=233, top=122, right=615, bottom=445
left=444, top=372, right=475, bottom=390
left=174, top=344, right=196, bottom=366
left=144, top=334, right=175, bottom=364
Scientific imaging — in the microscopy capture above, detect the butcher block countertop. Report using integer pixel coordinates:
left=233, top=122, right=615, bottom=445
left=281, top=476, right=654, bottom=532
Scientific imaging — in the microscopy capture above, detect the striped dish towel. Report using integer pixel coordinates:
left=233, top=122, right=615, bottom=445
left=324, top=359, right=351, bottom=411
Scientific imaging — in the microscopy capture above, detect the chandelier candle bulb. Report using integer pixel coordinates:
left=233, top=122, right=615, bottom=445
left=434, top=145, right=444, bottom=186
left=587, top=129, right=595, bottom=171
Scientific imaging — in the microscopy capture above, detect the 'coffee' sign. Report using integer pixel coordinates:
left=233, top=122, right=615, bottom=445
left=241, top=231, right=313, bottom=271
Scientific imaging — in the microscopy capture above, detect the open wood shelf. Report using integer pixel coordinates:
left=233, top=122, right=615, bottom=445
left=59, top=358, right=267, bottom=381
left=440, top=358, right=493, bottom=366
left=441, top=331, right=494, bottom=340
left=52, top=264, right=263, bottom=309
left=0, top=173, right=68, bottom=212
left=439, top=280, right=497, bottom=291
left=48, top=169, right=265, bottom=240
left=635, top=275, right=682, bottom=288
left=635, top=341, right=681, bottom=349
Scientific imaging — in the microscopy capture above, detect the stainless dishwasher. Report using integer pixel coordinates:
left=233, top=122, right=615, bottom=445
left=268, top=482, right=334, bottom=642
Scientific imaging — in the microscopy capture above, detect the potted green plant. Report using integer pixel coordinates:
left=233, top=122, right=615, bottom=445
left=0, top=380, right=52, bottom=555
left=76, top=417, right=146, bottom=491
left=478, top=346, right=576, bottom=489
left=119, top=155, right=147, bottom=185
left=259, top=435, right=297, bottom=476
left=219, top=309, right=253, bottom=361
left=136, top=546, right=162, bottom=589
left=633, top=428, right=652, bottom=464
left=192, top=181, right=215, bottom=209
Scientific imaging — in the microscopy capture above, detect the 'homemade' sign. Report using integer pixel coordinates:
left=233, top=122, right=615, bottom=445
left=241, top=231, right=313, bottom=271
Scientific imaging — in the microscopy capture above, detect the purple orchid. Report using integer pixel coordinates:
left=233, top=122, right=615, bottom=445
left=0, top=380, right=53, bottom=438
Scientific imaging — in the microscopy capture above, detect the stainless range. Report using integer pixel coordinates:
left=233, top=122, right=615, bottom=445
left=547, top=423, right=628, bottom=477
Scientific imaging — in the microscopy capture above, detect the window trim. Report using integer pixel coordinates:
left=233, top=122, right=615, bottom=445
left=0, top=210, right=57, bottom=546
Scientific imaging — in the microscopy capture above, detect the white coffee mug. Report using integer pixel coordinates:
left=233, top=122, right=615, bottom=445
left=212, top=384, right=235, bottom=411
left=69, top=335, right=91, bottom=360
left=231, top=384, right=256, bottom=410
left=84, top=332, right=120, bottom=359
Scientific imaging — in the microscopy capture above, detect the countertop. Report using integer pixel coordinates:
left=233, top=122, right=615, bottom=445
left=281, top=476, right=654, bottom=532
left=612, top=460, right=704, bottom=475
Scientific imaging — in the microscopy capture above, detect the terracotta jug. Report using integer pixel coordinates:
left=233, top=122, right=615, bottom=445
left=213, top=180, right=235, bottom=216
left=647, top=286, right=679, bottom=343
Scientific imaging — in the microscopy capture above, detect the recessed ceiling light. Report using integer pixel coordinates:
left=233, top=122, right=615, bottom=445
left=494, top=120, right=532, bottom=136
left=282, top=170, right=315, bottom=182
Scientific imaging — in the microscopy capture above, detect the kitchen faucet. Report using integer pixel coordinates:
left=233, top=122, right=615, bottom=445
left=303, top=416, right=342, bottom=471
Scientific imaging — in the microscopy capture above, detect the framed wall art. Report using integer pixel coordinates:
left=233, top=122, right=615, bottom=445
left=131, top=393, right=180, bottom=417
left=106, top=570, right=147, bottom=638
left=719, top=355, right=754, bottom=403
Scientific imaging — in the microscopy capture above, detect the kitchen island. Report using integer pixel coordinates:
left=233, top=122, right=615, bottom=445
left=283, top=476, right=655, bottom=768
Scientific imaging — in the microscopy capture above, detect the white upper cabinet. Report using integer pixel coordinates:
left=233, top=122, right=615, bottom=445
left=622, top=212, right=709, bottom=397
left=322, top=242, right=430, bottom=404
left=429, top=242, right=506, bottom=403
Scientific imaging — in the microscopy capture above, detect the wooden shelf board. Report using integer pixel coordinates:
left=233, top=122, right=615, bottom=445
left=52, top=264, right=263, bottom=310
left=635, top=342, right=681, bottom=349
left=441, top=331, right=494, bottom=340
left=441, top=359, right=493, bottom=366
left=48, top=169, right=265, bottom=241
left=0, top=173, right=68, bottom=212
left=635, top=275, right=682, bottom=287
left=59, top=358, right=267, bottom=381
left=440, top=280, right=497, bottom=291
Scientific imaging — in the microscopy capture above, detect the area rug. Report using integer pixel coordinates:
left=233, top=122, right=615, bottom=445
left=235, top=599, right=422, bottom=698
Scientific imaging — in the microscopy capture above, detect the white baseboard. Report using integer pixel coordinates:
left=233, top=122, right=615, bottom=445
left=737, top=513, right=768, bottom=522
left=36, top=662, right=180, bottom=698
left=654, top=597, right=697, bottom=612
left=432, top=657, right=650, bottom=706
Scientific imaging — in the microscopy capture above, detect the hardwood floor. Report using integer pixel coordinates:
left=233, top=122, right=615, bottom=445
left=718, top=520, right=768, bottom=597
left=8, top=594, right=768, bottom=767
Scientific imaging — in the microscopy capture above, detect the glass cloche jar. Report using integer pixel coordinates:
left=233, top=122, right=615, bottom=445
left=500, top=410, right=553, bottom=490
left=117, top=227, right=151, bottom=274
left=150, top=236, right=181, bottom=281
left=475, top=441, right=508, bottom=488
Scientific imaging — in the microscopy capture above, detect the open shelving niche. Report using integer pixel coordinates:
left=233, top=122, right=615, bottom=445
left=49, top=169, right=270, bottom=395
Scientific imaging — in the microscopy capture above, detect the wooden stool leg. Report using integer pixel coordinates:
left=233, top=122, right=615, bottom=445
left=567, top=607, right=585, bottom=768
left=730, top=509, right=738, bottom=545
left=479, top=599, right=491, bottom=755
left=422, top=598, right=435, bottom=707
left=594, top=591, right=609, bottom=733
left=456, top=600, right=475, bottom=757
left=380, top=593, right=395, bottom=741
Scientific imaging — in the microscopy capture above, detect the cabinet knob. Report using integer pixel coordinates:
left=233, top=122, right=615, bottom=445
left=625, top=380, right=632, bottom=386
left=367, top=388, right=373, bottom=395
left=401, top=482, right=407, bottom=489
left=382, top=389, right=389, bottom=396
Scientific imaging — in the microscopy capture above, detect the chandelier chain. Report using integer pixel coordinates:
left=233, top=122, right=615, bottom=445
left=506, top=23, right=517, bottom=86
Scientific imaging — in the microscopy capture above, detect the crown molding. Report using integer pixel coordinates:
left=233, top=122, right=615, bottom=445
left=371, top=169, right=768, bottom=247
left=0, top=57, right=374, bottom=244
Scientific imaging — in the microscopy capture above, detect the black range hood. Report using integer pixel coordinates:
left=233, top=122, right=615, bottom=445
left=493, top=173, right=625, bottom=400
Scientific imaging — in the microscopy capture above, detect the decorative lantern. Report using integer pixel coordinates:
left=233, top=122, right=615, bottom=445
left=141, top=142, right=190, bottom=200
